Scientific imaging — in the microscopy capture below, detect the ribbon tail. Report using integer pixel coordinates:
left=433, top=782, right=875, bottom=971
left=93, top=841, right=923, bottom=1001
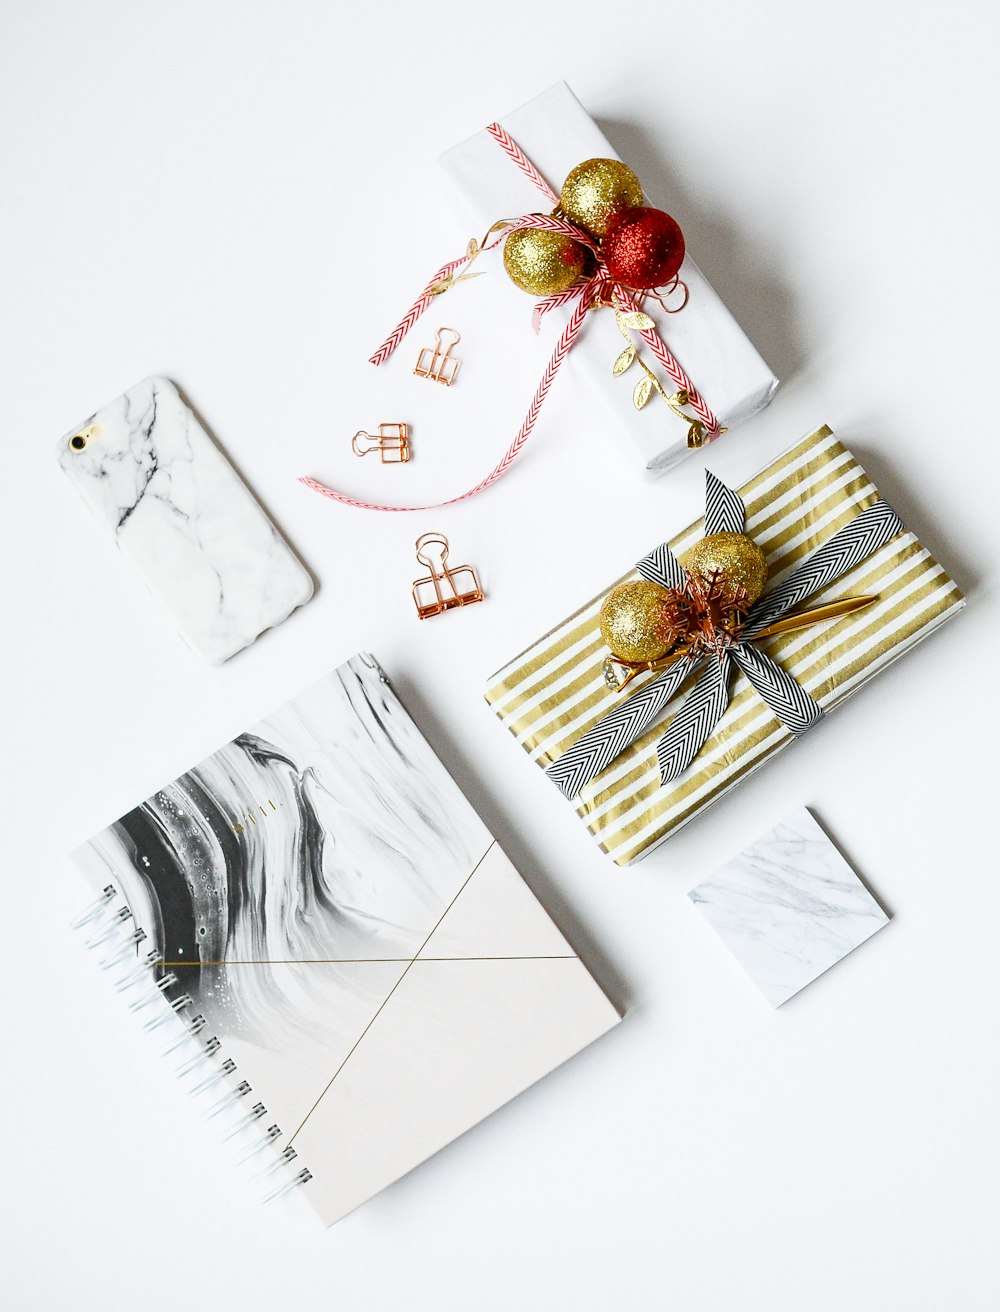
left=704, top=470, right=745, bottom=534
left=299, top=294, right=591, bottom=513
left=368, top=253, right=474, bottom=367
left=533, top=279, right=593, bottom=333
left=656, top=655, right=731, bottom=784
left=545, top=655, right=699, bottom=800
left=367, top=220, right=517, bottom=367
left=730, top=643, right=823, bottom=735
left=745, top=498, right=904, bottom=636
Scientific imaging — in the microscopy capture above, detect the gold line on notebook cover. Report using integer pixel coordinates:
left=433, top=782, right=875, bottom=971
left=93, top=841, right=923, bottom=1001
left=161, top=955, right=576, bottom=966
left=287, top=839, right=502, bottom=1145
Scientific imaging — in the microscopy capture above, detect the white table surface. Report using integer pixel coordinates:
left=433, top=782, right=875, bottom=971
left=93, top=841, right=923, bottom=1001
left=3, top=3, right=997, bottom=1308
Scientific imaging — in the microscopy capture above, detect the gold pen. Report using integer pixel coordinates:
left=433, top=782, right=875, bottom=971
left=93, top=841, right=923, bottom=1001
left=752, top=595, right=878, bottom=640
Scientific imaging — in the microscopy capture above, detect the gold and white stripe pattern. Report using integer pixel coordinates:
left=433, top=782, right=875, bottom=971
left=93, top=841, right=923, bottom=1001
left=485, top=427, right=965, bottom=866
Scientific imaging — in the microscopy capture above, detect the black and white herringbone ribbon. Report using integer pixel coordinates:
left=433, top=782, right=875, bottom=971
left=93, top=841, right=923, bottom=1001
left=729, top=642, right=823, bottom=734
left=636, top=541, right=685, bottom=590
left=744, top=499, right=903, bottom=637
left=655, top=656, right=730, bottom=782
left=704, top=470, right=745, bottom=535
left=544, top=476, right=904, bottom=799
left=545, top=651, right=698, bottom=799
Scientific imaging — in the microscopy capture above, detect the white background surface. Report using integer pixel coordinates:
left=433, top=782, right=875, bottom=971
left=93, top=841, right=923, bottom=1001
left=2, top=2, right=997, bottom=1308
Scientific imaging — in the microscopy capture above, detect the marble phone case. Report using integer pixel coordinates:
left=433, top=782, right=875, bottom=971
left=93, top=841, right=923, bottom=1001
left=56, top=376, right=313, bottom=663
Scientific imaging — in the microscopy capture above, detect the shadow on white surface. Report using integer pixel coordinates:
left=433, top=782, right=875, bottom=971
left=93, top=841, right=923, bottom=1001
left=599, top=114, right=807, bottom=388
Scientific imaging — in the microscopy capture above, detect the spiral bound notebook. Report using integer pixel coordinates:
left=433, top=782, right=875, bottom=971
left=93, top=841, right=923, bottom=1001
left=70, top=654, right=620, bottom=1225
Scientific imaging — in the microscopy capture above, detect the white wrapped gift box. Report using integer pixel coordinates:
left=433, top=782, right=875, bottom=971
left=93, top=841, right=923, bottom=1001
left=440, top=81, right=779, bottom=477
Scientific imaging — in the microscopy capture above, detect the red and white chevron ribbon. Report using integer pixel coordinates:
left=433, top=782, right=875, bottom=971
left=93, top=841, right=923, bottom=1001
left=300, top=124, right=721, bottom=512
left=485, top=120, right=560, bottom=205
left=301, top=294, right=592, bottom=512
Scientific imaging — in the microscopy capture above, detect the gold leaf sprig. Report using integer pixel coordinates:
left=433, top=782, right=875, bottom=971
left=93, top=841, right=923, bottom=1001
left=428, top=221, right=515, bottom=297
left=611, top=308, right=709, bottom=448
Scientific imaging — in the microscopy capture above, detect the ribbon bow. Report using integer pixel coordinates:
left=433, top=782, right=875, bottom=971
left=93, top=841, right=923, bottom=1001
left=545, top=471, right=903, bottom=799
left=299, top=125, right=723, bottom=513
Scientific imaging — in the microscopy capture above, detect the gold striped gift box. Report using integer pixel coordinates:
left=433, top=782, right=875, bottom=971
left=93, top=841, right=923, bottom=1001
left=485, top=426, right=965, bottom=866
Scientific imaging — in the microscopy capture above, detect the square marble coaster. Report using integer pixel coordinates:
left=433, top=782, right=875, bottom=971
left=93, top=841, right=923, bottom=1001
left=688, top=808, right=889, bottom=1007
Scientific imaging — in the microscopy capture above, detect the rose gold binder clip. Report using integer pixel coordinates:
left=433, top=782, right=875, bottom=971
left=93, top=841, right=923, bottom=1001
left=351, top=423, right=411, bottom=463
left=414, top=327, right=461, bottom=386
left=411, top=532, right=484, bottom=619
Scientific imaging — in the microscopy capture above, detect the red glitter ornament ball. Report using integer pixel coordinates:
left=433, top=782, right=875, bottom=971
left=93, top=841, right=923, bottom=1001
left=602, top=206, right=685, bottom=290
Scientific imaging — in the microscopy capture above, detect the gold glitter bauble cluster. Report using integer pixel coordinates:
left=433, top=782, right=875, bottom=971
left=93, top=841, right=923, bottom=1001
left=599, top=579, right=675, bottom=663
left=559, top=158, right=644, bottom=239
left=503, top=158, right=646, bottom=295
left=503, top=223, right=590, bottom=296
left=684, top=532, right=768, bottom=604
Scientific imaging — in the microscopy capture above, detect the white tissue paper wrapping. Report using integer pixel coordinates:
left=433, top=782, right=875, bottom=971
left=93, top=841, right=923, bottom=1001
left=439, top=82, right=778, bottom=477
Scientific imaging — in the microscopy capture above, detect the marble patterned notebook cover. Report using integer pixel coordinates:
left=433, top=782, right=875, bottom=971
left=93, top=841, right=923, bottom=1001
left=688, top=808, right=889, bottom=1007
left=70, top=654, right=621, bottom=1225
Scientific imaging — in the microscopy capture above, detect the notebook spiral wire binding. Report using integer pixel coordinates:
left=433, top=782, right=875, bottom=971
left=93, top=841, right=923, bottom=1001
left=72, top=884, right=313, bottom=1204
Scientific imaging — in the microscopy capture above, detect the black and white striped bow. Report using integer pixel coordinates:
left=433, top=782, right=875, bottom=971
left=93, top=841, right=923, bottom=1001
left=545, top=471, right=903, bottom=799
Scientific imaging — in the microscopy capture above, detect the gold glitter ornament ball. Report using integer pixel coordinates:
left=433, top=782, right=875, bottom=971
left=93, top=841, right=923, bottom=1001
left=559, top=158, right=644, bottom=239
left=685, top=532, right=769, bottom=604
left=503, top=224, right=590, bottom=296
left=599, top=579, right=675, bottom=663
